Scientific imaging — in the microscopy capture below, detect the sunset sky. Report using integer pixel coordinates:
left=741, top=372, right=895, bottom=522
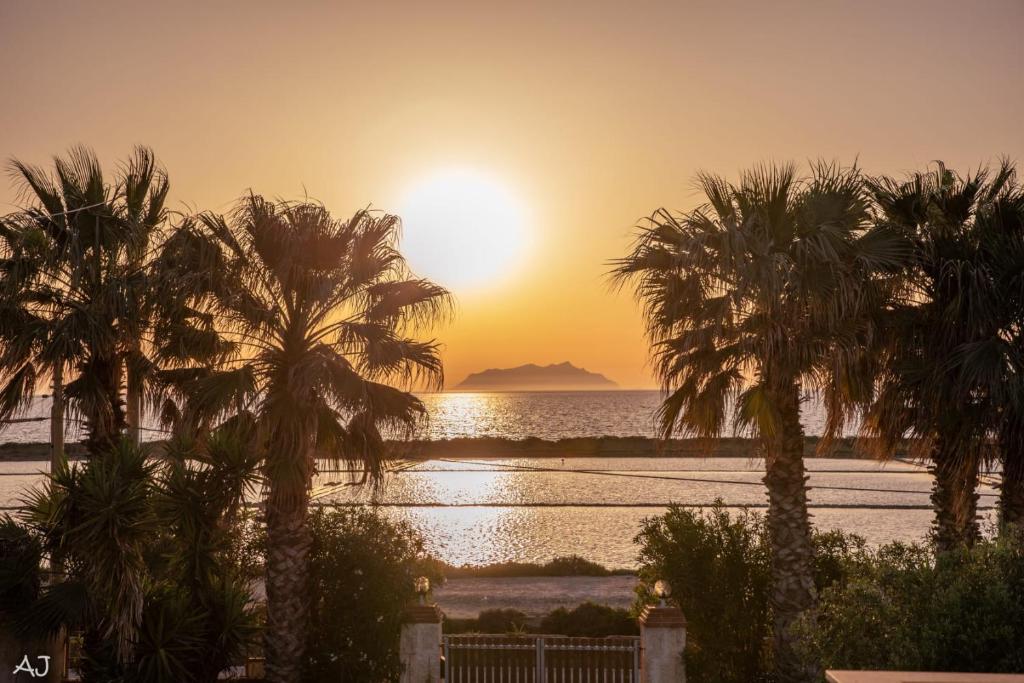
left=2, top=1, right=1022, bottom=389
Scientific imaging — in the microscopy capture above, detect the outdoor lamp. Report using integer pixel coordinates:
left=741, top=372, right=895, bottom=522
left=653, top=579, right=671, bottom=607
left=415, top=576, right=430, bottom=604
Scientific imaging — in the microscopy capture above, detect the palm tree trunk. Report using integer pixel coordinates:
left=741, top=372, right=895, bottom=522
left=930, top=438, right=981, bottom=552
left=763, top=378, right=820, bottom=683
left=50, top=362, right=65, bottom=472
left=48, top=363, right=68, bottom=683
left=82, top=355, right=127, bottom=457
left=263, top=485, right=312, bottom=683
left=126, top=363, right=142, bottom=447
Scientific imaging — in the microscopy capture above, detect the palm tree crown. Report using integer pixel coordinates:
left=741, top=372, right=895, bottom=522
left=614, top=164, right=898, bottom=441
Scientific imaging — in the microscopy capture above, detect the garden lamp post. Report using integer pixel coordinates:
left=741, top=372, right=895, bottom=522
left=653, top=579, right=671, bottom=607
left=415, top=576, right=430, bottom=605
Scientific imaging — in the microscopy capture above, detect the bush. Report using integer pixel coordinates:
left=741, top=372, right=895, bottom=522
left=635, top=503, right=773, bottom=682
left=636, top=502, right=1024, bottom=680
left=303, top=508, right=441, bottom=683
left=799, top=538, right=1024, bottom=673
left=539, top=602, right=637, bottom=637
left=444, top=604, right=635, bottom=637
left=0, top=516, right=42, bottom=617
left=11, top=435, right=260, bottom=683
left=634, top=502, right=866, bottom=683
left=438, top=555, right=627, bottom=578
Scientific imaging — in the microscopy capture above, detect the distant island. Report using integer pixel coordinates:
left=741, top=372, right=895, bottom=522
left=454, top=362, right=618, bottom=391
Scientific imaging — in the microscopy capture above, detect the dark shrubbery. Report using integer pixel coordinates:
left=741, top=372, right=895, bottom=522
left=444, top=604, right=636, bottom=637
left=539, top=602, right=637, bottom=637
left=303, top=508, right=441, bottom=682
left=3, top=435, right=261, bottom=683
left=635, top=502, right=1024, bottom=682
left=635, top=503, right=775, bottom=682
left=800, top=539, right=1024, bottom=673
left=439, top=554, right=629, bottom=578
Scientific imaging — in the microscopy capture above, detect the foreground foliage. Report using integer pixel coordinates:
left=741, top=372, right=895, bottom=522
left=801, top=539, right=1024, bottom=673
left=0, top=147, right=176, bottom=457
left=635, top=504, right=860, bottom=682
left=636, top=504, right=1024, bottom=682
left=862, top=162, right=1024, bottom=550
left=1, top=434, right=259, bottom=682
left=301, top=508, right=440, bottom=682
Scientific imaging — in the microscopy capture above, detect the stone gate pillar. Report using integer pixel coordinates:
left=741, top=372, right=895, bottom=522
left=400, top=602, right=442, bottom=683
left=639, top=604, right=686, bottom=682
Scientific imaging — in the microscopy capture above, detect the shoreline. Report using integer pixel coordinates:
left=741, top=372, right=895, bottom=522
left=0, top=435, right=904, bottom=462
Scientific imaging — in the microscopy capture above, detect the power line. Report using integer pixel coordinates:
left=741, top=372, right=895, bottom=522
left=431, top=458, right=1001, bottom=498
left=1, top=502, right=993, bottom=512
left=1, top=200, right=110, bottom=218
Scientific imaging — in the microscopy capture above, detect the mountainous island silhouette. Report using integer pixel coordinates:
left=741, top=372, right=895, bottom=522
left=454, top=362, right=618, bottom=391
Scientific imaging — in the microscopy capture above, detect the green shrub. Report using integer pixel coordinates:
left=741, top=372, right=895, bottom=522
left=11, top=436, right=260, bottom=683
left=539, top=602, right=637, bottom=637
left=438, top=555, right=627, bottom=578
left=799, top=538, right=1024, bottom=673
left=634, top=502, right=866, bottom=683
left=0, top=516, right=42, bottom=617
left=635, top=503, right=773, bottom=683
left=303, top=508, right=441, bottom=683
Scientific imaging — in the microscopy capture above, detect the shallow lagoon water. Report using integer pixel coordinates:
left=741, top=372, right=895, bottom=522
left=0, top=392, right=999, bottom=568
left=1, top=456, right=998, bottom=568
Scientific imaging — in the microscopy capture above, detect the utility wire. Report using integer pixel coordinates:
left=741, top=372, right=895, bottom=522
left=430, top=457, right=1000, bottom=497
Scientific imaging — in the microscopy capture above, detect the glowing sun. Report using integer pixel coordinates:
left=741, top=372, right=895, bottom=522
left=398, top=168, right=529, bottom=290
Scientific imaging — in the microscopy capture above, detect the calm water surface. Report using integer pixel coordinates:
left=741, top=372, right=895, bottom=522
left=1, top=390, right=850, bottom=442
left=0, top=456, right=999, bottom=568
left=1, top=392, right=991, bottom=568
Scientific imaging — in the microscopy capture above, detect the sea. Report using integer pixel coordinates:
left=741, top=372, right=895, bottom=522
left=0, top=391, right=1000, bottom=568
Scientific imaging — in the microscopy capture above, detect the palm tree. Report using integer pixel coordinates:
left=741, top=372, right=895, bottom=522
left=613, top=163, right=902, bottom=682
left=0, top=147, right=169, bottom=457
left=156, top=196, right=450, bottom=682
left=967, top=164, right=1024, bottom=536
left=864, top=163, right=1020, bottom=551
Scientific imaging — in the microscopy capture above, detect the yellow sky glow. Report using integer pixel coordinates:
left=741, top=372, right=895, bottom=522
left=1, top=1, right=1022, bottom=388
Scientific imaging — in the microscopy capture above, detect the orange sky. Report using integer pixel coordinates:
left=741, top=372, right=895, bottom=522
left=2, top=1, right=1022, bottom=389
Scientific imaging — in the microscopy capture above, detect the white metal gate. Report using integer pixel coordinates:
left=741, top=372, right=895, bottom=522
left=443, top=635, right=641, bottom=683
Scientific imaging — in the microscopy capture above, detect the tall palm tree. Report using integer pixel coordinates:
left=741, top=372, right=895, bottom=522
left=966, top=163, right=1024, bottom=536
left=0, top=147, right=169, bottom=457
left=156, top=196, right=450, bottom=682
left=864, top=163, right=1019, bottom=551
left=613, top=163, right=902, bottom=682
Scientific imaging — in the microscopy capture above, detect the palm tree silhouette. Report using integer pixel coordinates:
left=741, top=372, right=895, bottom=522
left=614, top=163, right=902, bottom=682
left=863, top=162, right=1022, bottom=550
left=0, top=146, right=169, bottom=459
left=159, top=195, right=450, bottom=682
